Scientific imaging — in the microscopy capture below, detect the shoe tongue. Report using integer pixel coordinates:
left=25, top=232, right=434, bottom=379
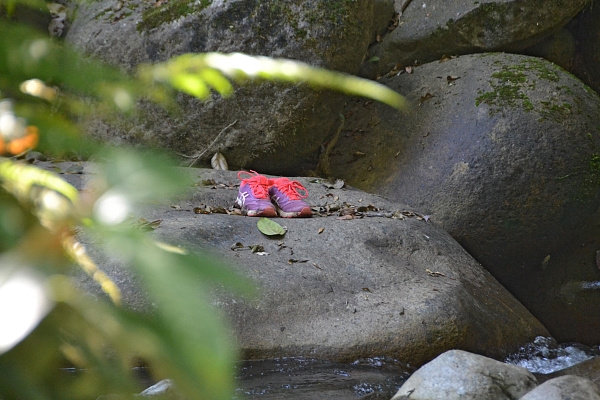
left=248, top=176, right=270, bottom=196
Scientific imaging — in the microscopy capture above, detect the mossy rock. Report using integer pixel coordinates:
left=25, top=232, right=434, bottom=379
left=64, top=0, right=394, bottom=174
left=360, top=0, right=591, bottom=78
left=328, top=53, right=600, bottom=343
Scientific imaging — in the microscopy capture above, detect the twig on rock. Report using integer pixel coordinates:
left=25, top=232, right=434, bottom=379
left=186, top=119, right=238, bottom=167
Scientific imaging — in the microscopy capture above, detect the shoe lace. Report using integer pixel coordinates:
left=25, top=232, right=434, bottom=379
left=276, top=179, right=308, bottom=200
left=238, top=170, right=271, bottom=198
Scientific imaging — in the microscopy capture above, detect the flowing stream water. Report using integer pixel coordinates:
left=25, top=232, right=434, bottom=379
left=233, top=337, right=599, bottom=399
left=56, top=337, right=599, bottom=399
left=234, top=357, right=412, bottom=399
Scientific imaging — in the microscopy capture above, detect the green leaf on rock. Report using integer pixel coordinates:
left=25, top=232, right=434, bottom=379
left=257, top=218, right=286, bottom=236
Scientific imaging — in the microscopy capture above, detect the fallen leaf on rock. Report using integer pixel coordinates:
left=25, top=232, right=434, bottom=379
left=357, top=204, right=378, bottom=212
left=193, top=206, right=210, bottom=214
left=326, top=204, right=340, bottom=212
left=333, top=179, right=345, bottom=189
left=426, top=269, right=445, bottom=277
left=337, top=215, right=354, bottom=220
left=418, top=93, right=434, bottom=106
left=231, top=242, right=244, bottom=251
left=256, top=252, right=269, bottom=256
left=405, top=66, right=413, bottom=74
left=353, top=151, right=366, bottom=157
left=439, top=54, right=457, bottom=63
left=288, top=259, right=309, bottom=264
left=394, top=151, right=401, bottom=158
left=201, top=179, right=217, bottom=186
left=362, top=288, right=372, bottom=293
left=313, top=263, right=323, bottom=270
left=542, top=255, right=551, bottom=269
left=318, top=227, right=325, bottom=234
left=133, top=218, right=162, bottom=231
left=249, top=245, right=265, bottom=253
left=447, top=75, right=460, bottom=83
left=388, top=11, right=400, bottom=28
left=211, top=206, right=228, bottom=214
left=368, top=56, right=380, bottom=63
left=211, top=152, right=228, bottom=170
left=257, top=218, right=286, bottom=236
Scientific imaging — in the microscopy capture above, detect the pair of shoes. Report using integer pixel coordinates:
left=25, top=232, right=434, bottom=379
left=236, top=170, right=312, bottom=218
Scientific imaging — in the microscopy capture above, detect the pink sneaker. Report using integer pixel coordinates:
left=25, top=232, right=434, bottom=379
left=269, top=177, right=312, bottom=218
left=236, top=171, right=277, bottom=217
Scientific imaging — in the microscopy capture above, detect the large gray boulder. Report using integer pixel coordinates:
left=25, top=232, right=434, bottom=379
left=64, top=0, right=394, bottom=175
left=520, top=375, right=600, bottom=400
left=327, top=52, right=600, bottom=344
left=51, top=163, right=549, bottom=366
left=391, top=349, right=538, bottom=399
left=360, top=0, right=591, bottom=78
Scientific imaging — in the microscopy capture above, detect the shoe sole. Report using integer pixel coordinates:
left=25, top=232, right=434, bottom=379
left=243, top=208, right=277, bottom=217
left=276, top=206, right=312, bottom=218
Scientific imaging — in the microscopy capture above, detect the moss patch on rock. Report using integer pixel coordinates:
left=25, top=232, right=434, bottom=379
left=476, top=57, right=575, bottom=119
left=475, top=67, right=535, bottom=114
left=137, top=0, right=211, bottom=32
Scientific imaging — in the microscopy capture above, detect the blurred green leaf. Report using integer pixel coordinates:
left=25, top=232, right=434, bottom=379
left=148, top=52, right=407, bottom=110
left=170, top=73, right=211, bottom=100
left=15, top=103, right=100, bottom=157
left=93, top=227, right=253, bottom=400
left=95, top=148, right=193, bottom=204
left=0, top=159, right=79, bottom=204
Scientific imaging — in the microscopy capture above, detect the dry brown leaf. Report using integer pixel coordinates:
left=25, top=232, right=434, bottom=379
left=211, top=152, right=228, bottom=170
left=318, top=227, right=325, bottom=234
left=440, top=54, right=457, bottom=63
left=426, top=269, right=445, bottom=277
left=418, top=93, right=434, bottom=106
left=230, top=242, right=244, bottom=251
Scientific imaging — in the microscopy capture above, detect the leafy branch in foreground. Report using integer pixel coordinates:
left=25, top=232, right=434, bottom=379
left=0, top=9, right=407, bottom=400
left=142, top=52, right=407, bottom=109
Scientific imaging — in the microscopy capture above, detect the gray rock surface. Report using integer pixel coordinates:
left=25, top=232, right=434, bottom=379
left=539, top=356, right=600, bottom=389
left=360, top=0, right=591, bottom=78
left=519, top=375, right=600, bottom=400
left=576, top=0, right=600, bottom=95
left=64, top=0, right=394, bottom=175
left=391, top=349, right=537, bottom=400
left=327, top=52, right=600, bottom=344
left=50, top=163, right=549, bottom=366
